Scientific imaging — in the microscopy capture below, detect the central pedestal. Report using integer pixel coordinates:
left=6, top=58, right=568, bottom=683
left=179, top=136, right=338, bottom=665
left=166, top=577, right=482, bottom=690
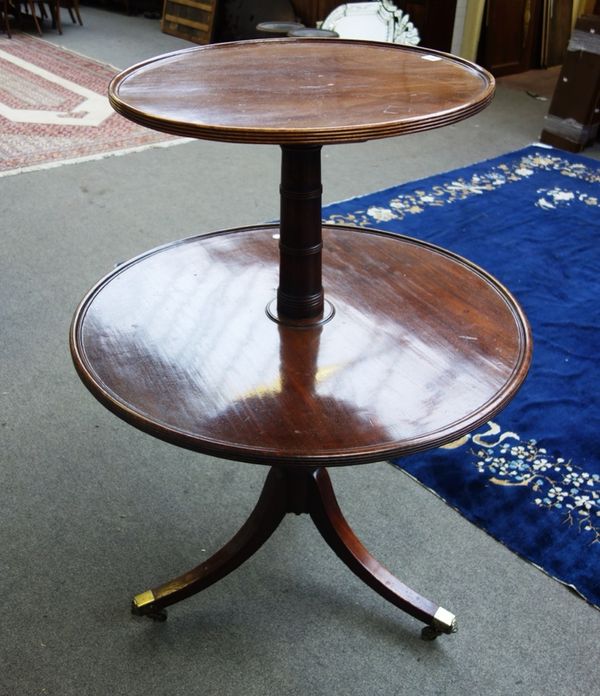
left=277, top=145, right=325, bottom=321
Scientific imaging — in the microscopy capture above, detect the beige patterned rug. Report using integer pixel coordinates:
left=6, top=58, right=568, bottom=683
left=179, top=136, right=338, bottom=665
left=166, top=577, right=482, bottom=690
left=0, top=33, right=183, bottom=177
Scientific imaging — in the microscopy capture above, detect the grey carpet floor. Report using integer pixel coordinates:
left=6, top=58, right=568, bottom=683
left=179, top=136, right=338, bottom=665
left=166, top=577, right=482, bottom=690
left=1, top=9, right=599, bottom=696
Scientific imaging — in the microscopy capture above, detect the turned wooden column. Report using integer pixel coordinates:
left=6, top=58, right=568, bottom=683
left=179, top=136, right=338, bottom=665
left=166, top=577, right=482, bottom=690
left=277, top=145, right=324, bottom=320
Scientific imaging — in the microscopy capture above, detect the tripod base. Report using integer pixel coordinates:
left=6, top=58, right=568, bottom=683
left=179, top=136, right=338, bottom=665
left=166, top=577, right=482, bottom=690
left=131, top=467, right=457, bottom=639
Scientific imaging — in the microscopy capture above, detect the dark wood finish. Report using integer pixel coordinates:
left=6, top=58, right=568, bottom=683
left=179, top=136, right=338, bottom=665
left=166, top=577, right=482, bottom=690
left=71, top=223, right=531, bottom=466
left=542, top=0, right=573, bottom=67
left=12, top=0, right=42, bottom=35
left=214, top=0, right=296, bottom=42
left=396, top=0, right=457, bottom=52
left=541, top=14, right=600, bottom=151
left=1, top=0, right=11, bottom=37
left=46, top=0, right=82, bottom=33
left=132, top=466, right=448, bottom=632
left=479, top=0, right=576, bottom=74
left=132, top=467, right=288, bottom=615
left=308, top=467, right=439, bottom=625
left=160, top=0, right=217, bottom=44
left=277, top=145, right=324, bottom=319
left=64, top=0, right=84, bottom=27
left=72, top=39, right=530, bottom=630
left=108, top=39, right=495, bottom=145
left=290, top=0, right=339, bottom=27
left=478, top=0, right=544, bottom=76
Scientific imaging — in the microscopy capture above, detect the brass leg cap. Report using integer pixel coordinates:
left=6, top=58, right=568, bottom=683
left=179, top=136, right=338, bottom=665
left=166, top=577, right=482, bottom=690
left=433, top=607, right=458, bottom=635
left=131, top=590, right=167, bottom=620
left=132, top=590, right=156, bottom=613
left=421, top=608, right=458, bottom=640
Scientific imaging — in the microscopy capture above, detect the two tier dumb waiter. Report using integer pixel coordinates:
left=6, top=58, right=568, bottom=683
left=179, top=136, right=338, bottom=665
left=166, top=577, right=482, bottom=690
left=71, top=39, right=532, bottom=639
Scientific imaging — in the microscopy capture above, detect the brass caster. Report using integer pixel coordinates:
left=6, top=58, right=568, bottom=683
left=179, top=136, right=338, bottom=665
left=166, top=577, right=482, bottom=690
left=421, top=625, right=443, bottom=641
left=146, top=608, right=168, bottom=622
left=131, top=601, right=168, bottom=621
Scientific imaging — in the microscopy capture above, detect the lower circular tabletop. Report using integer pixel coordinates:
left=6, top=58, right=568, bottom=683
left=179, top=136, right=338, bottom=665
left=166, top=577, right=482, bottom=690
left=71, top=225, right=531, bottom=466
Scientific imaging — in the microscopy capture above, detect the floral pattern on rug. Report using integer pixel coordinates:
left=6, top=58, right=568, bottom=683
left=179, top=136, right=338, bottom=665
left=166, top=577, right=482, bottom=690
left=322, top=146, right=600, bottom=609
left=447, top=422, right=600, bottom=544
left=323, top=151, right=600, bottom=228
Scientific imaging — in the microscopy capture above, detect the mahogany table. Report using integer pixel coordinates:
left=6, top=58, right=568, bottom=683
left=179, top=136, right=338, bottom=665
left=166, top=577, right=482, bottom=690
left=70, top=39, right=532, bottom=639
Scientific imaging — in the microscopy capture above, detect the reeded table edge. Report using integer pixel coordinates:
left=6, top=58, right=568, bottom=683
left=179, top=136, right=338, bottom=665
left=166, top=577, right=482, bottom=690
left=70, top=224, right=532, bottom=467
left=108, top=39, right=496, bottom=146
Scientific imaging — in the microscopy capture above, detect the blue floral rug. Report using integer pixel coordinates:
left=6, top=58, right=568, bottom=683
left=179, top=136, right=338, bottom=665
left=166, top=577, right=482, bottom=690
left=322, top=145, right=600, bottom=609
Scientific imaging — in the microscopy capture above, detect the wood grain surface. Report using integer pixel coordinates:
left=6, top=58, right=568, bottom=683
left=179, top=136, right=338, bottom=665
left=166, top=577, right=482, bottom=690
left=71, top=225, right=531, bottom=466
left=108, top=39, right=495, bottom=144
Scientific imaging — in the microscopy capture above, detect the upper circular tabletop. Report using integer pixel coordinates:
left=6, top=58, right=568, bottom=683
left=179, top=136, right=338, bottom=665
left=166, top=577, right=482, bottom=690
left=108, top=39, right=495, bottom=145
left=71, top=225, right=531, bottom=467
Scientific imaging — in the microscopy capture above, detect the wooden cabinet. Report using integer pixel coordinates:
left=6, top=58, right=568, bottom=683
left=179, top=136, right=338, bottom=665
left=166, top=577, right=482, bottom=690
left=477, top=0, right=574, bottom=76
left=477, top=0, right=544, bottom=76
left=542, top=0, right=574, bottom=66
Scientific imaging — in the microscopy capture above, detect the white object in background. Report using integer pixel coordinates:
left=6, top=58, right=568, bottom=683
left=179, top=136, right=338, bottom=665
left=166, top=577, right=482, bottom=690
left=320, top=1, right=420, bottom=45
